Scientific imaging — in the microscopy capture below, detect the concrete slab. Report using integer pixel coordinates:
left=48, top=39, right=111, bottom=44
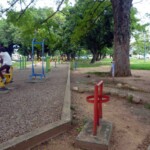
left=75, top=120, right=112, bottom=150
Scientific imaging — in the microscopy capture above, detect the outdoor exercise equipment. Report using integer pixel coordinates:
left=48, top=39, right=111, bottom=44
left=29, top=39, right=45, bottom=79
left=0, top=66, right=13, bottom=91
left=86, top=81, right=110, bottom=135
left=54, top=57, right=57, bottom=68
left=72, top=59, right=77, bottom=70
left=46, top=56, right=50, bottom=73
left=20, top=56, right=27, bottom=69
left=58, top=56, right=61, bottom=64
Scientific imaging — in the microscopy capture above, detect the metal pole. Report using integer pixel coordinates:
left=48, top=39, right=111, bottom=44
left=111, top=61, right=115, bottom=81
left=42, top=41, right=44, bottom=69
left=32, top=39, right=35, bottom=75
left=93, top=85, right=98, bottom=136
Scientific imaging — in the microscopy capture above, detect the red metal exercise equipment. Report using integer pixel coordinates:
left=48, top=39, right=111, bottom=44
left=86, top=81, right=110, bottom=136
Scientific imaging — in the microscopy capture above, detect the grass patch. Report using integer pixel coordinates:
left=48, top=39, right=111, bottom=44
left=130, top=64, right=150, bottom=70
left=87, top=71, right=110, bottom=77
left=12, top=61, right=31, bottom=68
left=129, top=59, right=150, bottom=70
left=72, top=58, right=112, bottom=68
left=127, top=95, right=133, bottom=103
left=144, top=103, right=150, bottom=109
left=72, top=58, right=150, bottom=70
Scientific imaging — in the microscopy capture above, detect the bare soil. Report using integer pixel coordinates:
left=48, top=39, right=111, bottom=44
left=33, top=66, right=150, bottom=150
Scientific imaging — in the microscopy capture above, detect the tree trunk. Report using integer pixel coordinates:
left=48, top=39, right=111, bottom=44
left=111, top=0, right=132, bottom=77
left=91, top=54, right=96, bottom=63
left=90, top=49, right=98, bottom=63
left=96, top=52, right=100, bottom=61
left=66, top=53, right=70, bottom=61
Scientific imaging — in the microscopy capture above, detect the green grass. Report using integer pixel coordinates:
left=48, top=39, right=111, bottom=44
left=12, top=61, right=21, bottom=68
left=144, top=103, right=150, bottom=109
left=71, top=58, right=112, bottom=68
left=130, top=59, right=150, bottom=70
left=73, top=58, right=150, bottom=70
left=130, top=64, right=150, bottom=70
left=12, top=61, right=31, bottom=68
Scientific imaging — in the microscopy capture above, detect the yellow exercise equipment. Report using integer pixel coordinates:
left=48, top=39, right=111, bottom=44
left=0, top=66, right=13, bottom=88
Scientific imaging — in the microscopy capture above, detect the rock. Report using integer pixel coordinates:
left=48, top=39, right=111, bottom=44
left=130, top=86, right=139, bottom=91
left=148, top=145, right=150, bottom=150
left=124, top=83, right=130, bottom=88
left=132, top=97, right=143, bottom=104
left=72, top=87, right=79, bottom=91
left=116, top=83, right=123, bottom=88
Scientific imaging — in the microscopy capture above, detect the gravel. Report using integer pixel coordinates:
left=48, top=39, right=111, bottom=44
left=0, top=63, right=69, bottom=144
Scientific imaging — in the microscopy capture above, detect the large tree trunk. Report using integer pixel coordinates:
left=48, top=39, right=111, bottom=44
left=90, top=49, right=98, bottom=63
left=91, top=53, right=96, bottom=63
left=96, top=52, right=100, bottom=61
left=111, top=0, right=132, bottom=77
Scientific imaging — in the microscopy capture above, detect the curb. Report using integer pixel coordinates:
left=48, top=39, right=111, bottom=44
left=0, top=63, right=71, bottom=150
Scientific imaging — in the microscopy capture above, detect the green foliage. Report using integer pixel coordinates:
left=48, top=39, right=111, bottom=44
left=130, top=7, right=150, bottom=56
left=0, top=19, right=21, bottom=46
left=71, top=0, right=113, bottom=44
left=6, top=7, right=66, bottom=56
left=102, top=47, right=113, bottom=57
left=63, top=0, right=114, bottom=63
left=76, top=49, right=88, bottom=56
left=131, top=31, right=150, bottom=55
left=0, top=0, right=146, bottom=64
left=130, top=7, right=145, bottom=32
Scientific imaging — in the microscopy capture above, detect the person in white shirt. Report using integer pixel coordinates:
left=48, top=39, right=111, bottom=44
left=0, top=45, right=12, bottom=83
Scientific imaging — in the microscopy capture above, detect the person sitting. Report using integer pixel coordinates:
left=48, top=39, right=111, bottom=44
left=0, top=45, right=12, bottom=83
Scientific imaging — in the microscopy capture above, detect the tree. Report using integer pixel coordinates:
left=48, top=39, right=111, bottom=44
left=0, top=19, right=21, bottom=55
left=6, top=7, right=65, bottom=56
left=132, top=31, right=150, bottom=56
left=110, top=0, right=132, bottom=76
left=0, top=0, right=142, bottom=72
left=130, top=7, right=149, bottom=56
left=71, top=0, right=113, bottom=63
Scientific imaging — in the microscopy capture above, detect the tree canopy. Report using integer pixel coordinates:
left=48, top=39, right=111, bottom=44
left=0, top=0, right=149, bottom=76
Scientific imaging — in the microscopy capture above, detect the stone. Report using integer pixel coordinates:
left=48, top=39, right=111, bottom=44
left=72, top=87, right=79, bottom=91
left=116, top=83, right=122, bottom=88
left=132, top=97, right=143, bottom=104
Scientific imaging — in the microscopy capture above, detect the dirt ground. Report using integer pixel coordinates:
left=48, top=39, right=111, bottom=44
left=33, top=66, right=150, bottom=150
left=0, top=63, right=68, bottom=144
